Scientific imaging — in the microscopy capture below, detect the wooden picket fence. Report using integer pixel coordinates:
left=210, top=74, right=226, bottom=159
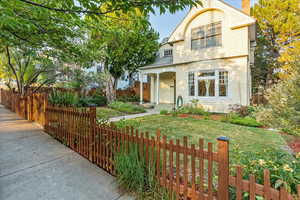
left=1, top=89, right=299, bottom=199
left=0, top=89, right=48, bottom=126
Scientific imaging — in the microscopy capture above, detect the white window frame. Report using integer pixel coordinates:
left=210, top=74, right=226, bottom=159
left=191, top=21, right=222, bottom=50
left=163, top=49, right=173, bottom=57
left=188, top=69, right=230, bottom=99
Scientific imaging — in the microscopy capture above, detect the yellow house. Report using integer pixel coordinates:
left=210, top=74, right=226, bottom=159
left=139, top=0, right=256, bottom=113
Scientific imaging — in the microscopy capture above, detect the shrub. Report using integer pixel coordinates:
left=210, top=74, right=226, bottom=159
left=177, top=105, right=209, bottom=116
left=108, top=101, right=146, bottom=114
left=117, top=95, right=139, bottom=102
left=231, top=145, right=300, bottom=195
left=222, top=113, right=263, bottom=127
left=48, top=90, right=79, bottom=107
left=229, top=104, right=256, bottom=117
left=115, top=147, right=169, bottom=199
left=87, top=94, right=107, bottom=106
left=160, top=109, right=169, bottom=115
left=254, top=72, right=300, bottom=135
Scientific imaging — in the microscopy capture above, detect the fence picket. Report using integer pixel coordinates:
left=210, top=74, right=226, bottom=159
left=183, top=136, right=188, bottom=200
left=199, top=138, right=204, bottom=200
left=249, top=175, right=256, bottom=200
left=236, top=166, right=243, bottom=200
left=176, top=139, right=180, bottom=200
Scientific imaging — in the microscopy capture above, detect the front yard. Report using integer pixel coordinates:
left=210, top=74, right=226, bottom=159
left=115, top=114, right=286, bottom=153
left=96, top=101, right=147, bottom=119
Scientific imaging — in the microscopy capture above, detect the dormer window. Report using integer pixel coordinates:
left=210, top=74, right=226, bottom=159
left=191, top=21, right=222, bottom=50
left=163, top=49, right=173, bottom=57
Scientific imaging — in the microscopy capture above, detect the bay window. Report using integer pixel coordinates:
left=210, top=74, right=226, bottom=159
left=188, top=70, right=228, bottom=97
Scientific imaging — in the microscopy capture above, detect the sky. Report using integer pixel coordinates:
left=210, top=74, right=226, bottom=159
left=149, top=0, right=258, bottom=41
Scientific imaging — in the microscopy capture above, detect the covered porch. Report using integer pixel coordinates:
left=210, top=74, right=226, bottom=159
left=139, top=66, right=176, bottom=105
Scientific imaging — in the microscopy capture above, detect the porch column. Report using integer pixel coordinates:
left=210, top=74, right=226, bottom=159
left=156, top=73, right=160, bottom=104
left=140, top=72, right=143, bottom=104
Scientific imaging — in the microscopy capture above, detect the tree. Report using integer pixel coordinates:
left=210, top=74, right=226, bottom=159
left=88, top=10, right=159, bottom=102
left=1, top=0, right=201, bottom=95
left=252, top=0, right=300, bottom=89
left=0, top=46, right=59, bottom=96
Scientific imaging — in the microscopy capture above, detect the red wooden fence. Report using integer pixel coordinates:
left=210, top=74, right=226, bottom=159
left=1, top=89, right=299, bottom=200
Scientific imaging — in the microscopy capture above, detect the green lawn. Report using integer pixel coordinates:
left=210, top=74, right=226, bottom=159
left=115, top=114, right=287, bottom=153
left=97, top=107, right=124, bottom=119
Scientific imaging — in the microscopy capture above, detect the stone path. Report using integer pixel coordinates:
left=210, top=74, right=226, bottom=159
left=109, top=109, right=159, bottom=122
left=0, top=105, right=133, bottom=200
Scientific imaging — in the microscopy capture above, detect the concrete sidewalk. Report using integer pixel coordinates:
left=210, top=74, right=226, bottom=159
left=0, top=105, right=133, bottom=200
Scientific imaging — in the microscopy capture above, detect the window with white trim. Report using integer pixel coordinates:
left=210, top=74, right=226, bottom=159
left=164, top=49, right=173, bottom=57
left=219, top=71, right=228, bottom=96
left=188, top=70, right=228, bottom=97
left=191, top=22, right=222, bottom=50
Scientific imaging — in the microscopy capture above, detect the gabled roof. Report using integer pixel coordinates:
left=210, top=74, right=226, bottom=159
left=168, top=0, right=256, bottom=43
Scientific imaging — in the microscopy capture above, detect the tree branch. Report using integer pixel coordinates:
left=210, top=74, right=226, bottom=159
left=18, top=0, right=123, bottom=15
left=5, top=46, right=21, bottom=93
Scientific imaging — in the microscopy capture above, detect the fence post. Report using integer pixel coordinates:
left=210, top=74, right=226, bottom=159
left=217, top=136, right=230, bottom=200
left=89, top=107, right=97, bottom=162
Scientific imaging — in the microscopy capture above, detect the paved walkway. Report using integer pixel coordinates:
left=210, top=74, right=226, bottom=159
left=109, top=109, right=159, bottom=122
left=0, top=105, right=133, bottom=200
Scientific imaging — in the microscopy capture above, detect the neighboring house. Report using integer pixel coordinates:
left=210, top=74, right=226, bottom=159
left=139, top=0, right=256, bottom=113
left=87, top=63, right=147, bottom=90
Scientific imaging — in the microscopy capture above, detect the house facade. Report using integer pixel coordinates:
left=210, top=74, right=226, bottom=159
left=139, top=0, right=256, bottom=113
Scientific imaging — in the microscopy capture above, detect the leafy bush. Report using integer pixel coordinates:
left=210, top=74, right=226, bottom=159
left=48, top=90, right=79, bottom=107
left=177, top=105, right=209, bottom=116
left=115, top=147, right=169, bottom=199
left=160, top=109, right=169, bottom=115
left=109, top=101, right=146, bottom=114
left=255, top=72, right=300, bottom=135
left=117, top=95, right=139, bottom=102
left=78, top=94, right=107, bottom=107
left=231, top=145, right=300, bottom=195
left=229, top=104, right=257, bottom=117
left=222, top=113, right=263, bottom=127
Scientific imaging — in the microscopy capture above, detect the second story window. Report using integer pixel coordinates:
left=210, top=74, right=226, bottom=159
left=191, top=21, right=222, bottom=50
left=163, top=49, right=173, bottom=57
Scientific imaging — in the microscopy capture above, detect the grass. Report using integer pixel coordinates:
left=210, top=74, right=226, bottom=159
left=96, top=107, right=124, bottom=119
left=108, top=101, right=146, bottom=114
left=114, top=114, right=286, bottom=153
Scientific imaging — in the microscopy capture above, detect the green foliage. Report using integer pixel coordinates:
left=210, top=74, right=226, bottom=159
left=117, top=95, right=140, bottom=102
left=78, top=94, right=107, bottom=107
left=49, top=90, right=107, bottom=107
left=108, top=101, right=146, bottom=114
left=160, top=110, right=169, bottom=115
left=231, top=145, right=300, bottom=194
left=177, top=105, right=209, bottom=116
left=255, top=73, right=300, bottom=135
left=252, top=0, right=300, bottom=88
left=229, top=104, right=257, bottom=118
left=48, top=90, right=79, bottom=107
left=114, top=119, right=141, bottom=129
left=222, top=113, right=263, bottom=128
left=115, top=146, right=169, bottom=199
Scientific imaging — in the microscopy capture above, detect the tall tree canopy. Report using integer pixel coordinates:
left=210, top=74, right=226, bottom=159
left=0, top=0, right=202, bottom=94
left=87, top=9, right=159, bottom=102
left=252, top=0, right=300, bottom=88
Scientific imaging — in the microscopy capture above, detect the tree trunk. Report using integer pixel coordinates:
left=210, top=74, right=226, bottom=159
left=105, top=73, right=116, bottom=103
